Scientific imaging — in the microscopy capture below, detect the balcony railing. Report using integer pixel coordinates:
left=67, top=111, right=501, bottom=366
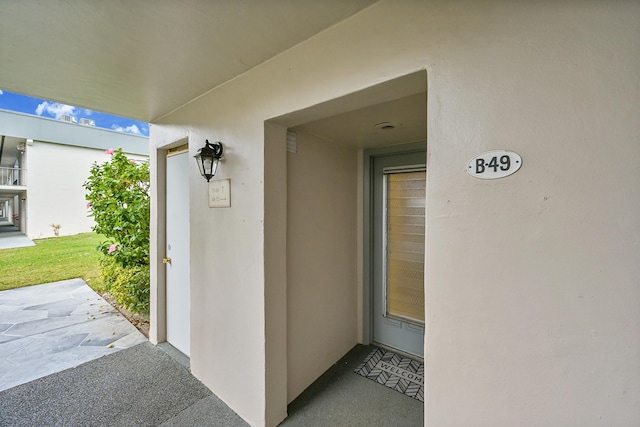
left=0, top=167, right=26, bottom=186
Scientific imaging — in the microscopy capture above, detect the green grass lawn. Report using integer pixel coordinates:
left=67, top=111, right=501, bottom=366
left=0, top=232, right=106, bottom=292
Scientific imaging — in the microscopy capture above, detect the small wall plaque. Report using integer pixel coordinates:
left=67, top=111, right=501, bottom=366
left=208, top=178, right=231, bottom=208
left=467, top=150, right=522, bottom=179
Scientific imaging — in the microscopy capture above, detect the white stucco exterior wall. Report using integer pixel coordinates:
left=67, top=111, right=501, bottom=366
left=26, top=142, right=104, bottom=238
left=150, top=1, right=640, bottom=426
left=152, top=118, right=273, bottom=427
left=286, top=131, right=358, bottom=402
left=25, top=141, right=147, bottom=239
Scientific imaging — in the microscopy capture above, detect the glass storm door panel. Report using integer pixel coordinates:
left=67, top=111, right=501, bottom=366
left=384, top=169, right=426, bottom=325
left=166, top=149, right=191, bottom=356
left=372, top=150, right=426, bottom=358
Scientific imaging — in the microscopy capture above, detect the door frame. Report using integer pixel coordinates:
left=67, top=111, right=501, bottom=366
left=165, top=146, right=191, bottom=355
left=362, top=141, right=427, bottom=347
left=149, top=136, right=189, bottom=345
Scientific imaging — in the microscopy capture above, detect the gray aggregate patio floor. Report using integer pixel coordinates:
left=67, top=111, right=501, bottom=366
left=0, top=279, right=423, bottom=426
left=0, top=278, right=147, bottom=391
left=1, top=342, right=423, bottom=426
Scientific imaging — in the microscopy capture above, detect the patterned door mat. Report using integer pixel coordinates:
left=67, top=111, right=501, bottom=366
left=354, top=347, right=424, bottom=402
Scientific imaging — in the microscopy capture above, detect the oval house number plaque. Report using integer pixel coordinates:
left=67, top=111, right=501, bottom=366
left=467, top=150, right=522, bottom=180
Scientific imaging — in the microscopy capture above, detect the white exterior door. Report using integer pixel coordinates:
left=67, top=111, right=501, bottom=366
left=166, top=150, right=190, bottom=356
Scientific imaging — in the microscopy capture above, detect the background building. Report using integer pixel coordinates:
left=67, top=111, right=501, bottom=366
left=0, top=109, right=148, bottom=239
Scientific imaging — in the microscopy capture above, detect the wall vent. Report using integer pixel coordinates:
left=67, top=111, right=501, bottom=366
left=60, top=115, right=77, bottom=123
left=286, top=131, right=297, bottom=153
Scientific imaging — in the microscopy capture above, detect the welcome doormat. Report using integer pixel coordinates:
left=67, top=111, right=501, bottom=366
left=354, top=347, right=424, bottom=402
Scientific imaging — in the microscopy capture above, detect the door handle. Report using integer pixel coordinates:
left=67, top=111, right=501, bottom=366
left=163, top=257, right=172, bottom=264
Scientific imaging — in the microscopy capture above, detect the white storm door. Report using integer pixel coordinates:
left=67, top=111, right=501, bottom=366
left=166, top=150, right=190, bottom=356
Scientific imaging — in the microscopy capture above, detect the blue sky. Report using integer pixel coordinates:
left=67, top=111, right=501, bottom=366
left=0, top=89, right=149, bottom=137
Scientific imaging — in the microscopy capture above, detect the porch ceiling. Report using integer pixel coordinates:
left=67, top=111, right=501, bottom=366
left=0, top=0, right=376, bottom=122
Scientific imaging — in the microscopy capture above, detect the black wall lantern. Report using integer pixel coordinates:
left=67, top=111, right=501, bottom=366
left=194, top=140, right=224, bottom=182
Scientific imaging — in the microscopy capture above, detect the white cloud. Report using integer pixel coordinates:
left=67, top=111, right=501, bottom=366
left=111, top=124, right=142, bottom=135
left=83, top=109, right=93, bottom=116
left=0, top=90, right=3, bottom=95
left=35, top=101, right=76, bottom=119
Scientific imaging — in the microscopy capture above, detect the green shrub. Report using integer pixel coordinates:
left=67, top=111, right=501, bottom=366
left=99, top=255, right=121, bottom=287
left=108, top=263, right=150, bottom=313
left=85, top=148, right=150, bottom=314
left=84, top=148, right=150, bottom=268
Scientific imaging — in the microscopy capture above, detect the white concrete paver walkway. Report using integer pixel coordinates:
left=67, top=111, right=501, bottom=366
left=0, top=232, right=35, bottom=249
left=0, top=278, right=147, bottom=392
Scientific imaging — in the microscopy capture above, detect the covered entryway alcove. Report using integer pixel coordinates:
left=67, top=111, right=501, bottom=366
left=266, top=70, right=427, bottom=405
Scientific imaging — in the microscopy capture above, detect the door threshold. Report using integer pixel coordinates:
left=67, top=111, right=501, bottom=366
left=372, top=341, right=424, bottom=363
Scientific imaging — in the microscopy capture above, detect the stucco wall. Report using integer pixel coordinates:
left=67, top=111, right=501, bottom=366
left=26, top=142, right=147, bottom=239
left=151, top=1, right=640, bottom=426
left=26, top=142, right=108, bottom=238
left=286, top=131, right=358, bottom=402
left=152, top=119, right=273, bottom=427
